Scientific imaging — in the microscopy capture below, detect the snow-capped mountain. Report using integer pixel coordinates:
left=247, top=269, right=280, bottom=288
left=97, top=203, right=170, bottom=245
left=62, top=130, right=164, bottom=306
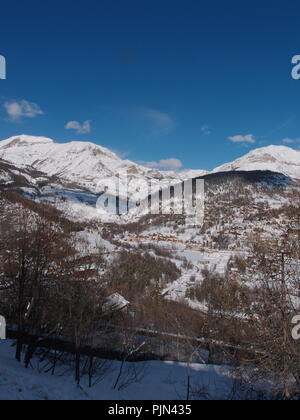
left=1, top=135, right=299, bottom=222
left=0, top=135, right=206, bottom=198
left=213, top=145, right=300, bottom=180
left=1, top=136, right=299, bottom=191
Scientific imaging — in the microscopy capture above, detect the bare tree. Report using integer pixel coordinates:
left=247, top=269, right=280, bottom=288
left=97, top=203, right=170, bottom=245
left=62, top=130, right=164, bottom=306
left=0, top=207, right=74, bottom=363
left=239, top=200, right=300, bottom=399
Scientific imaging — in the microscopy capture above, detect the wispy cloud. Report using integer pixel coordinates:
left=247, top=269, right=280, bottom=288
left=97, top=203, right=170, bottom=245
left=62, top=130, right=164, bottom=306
left=65, top=120, right=91, bottom=134
left=228, top=134, right=256, bottom=144
left=112, top=149, right=130, bottom=159
left=136, top=107, right=175, bottom=137
left=4, top=100, right=44, bottom=121
left=201, top=124, right=211, bottom=136
left=145, top=158, right=183, bottom=170
left=263, top=115, right=295, bottom=138
left=282, top=137, right=300, bottom=145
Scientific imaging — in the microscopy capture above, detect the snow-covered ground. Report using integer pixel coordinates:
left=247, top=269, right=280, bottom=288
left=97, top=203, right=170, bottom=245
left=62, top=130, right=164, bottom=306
left=0, top=340, right=242, bottom=400
left=163, top=249, right=232, bottom=305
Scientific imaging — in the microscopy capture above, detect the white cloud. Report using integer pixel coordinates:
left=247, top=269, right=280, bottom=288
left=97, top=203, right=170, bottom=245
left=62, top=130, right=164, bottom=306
left=201, top=124, right=211, bottom=136
left=4, top=100, right=44, bottom=121
left=228, top=134, right=256, bottom=144
left=146, top=158, right=183, bottom=170
left=65, top=120, right=91, bottom=134
left=282, top=137, right=300, bottom=145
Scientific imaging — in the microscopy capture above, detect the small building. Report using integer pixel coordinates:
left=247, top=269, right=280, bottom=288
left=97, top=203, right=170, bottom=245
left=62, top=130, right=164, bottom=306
left=102, top=293, right=130, bottom=315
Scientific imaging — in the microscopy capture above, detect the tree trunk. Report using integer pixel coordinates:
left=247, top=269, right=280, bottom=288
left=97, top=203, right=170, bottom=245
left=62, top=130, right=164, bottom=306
left=89, top=355, right=93, bottom=388
left=24, top=336, right=37, bottom=369
left=15, top=326, right=23, bottom=362
left=75, top=349, right=81, bottom=385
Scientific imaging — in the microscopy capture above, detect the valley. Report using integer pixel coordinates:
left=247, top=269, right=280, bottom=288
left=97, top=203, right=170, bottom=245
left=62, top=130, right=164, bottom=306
left=0, top=135, right=300, bottom=400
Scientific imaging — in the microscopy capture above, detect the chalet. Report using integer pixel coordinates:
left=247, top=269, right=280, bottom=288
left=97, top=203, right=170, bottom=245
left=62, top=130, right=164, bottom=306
left=102, top=293, right=129, bottom=315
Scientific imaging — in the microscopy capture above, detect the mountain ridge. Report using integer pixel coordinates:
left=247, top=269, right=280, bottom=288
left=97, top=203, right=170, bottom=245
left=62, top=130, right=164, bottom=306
left=0, top=135, right=207, bottom=196
left=0, top=136, right=299, bottom=194
left=0, top=135, right=299, bottom=222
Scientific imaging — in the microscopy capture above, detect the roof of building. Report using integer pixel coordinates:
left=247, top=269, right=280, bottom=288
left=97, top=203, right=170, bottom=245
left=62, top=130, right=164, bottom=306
left=102, top=293, right=130, bottom=314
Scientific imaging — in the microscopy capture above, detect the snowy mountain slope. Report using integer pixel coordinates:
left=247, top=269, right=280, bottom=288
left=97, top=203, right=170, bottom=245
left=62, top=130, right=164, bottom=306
left=0, top=158, right=56, bottom=189
left=213, top=145, right=300, bottom=180
left=0, top=135, right=206, bottom=199
left=0, top=156, right=105, bottom=221
left=1, top=137, right=299, bottom=190
left=1, top=136, right=299, bottom=222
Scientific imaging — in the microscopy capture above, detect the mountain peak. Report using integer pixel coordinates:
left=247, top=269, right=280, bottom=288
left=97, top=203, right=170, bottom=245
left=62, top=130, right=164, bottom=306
left=247, top=144, right=299, bottom=158
left=0, top=134, right=188, bottom=194
left=0, top=135, right=299, bottom=195
left=0, top=135, right=54, bottom=148
left=213, top=145, right=300, bottom=179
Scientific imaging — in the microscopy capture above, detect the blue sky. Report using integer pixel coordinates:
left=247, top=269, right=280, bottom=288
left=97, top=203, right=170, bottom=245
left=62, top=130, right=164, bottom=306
left=1, top=0, right=300, bottom=170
